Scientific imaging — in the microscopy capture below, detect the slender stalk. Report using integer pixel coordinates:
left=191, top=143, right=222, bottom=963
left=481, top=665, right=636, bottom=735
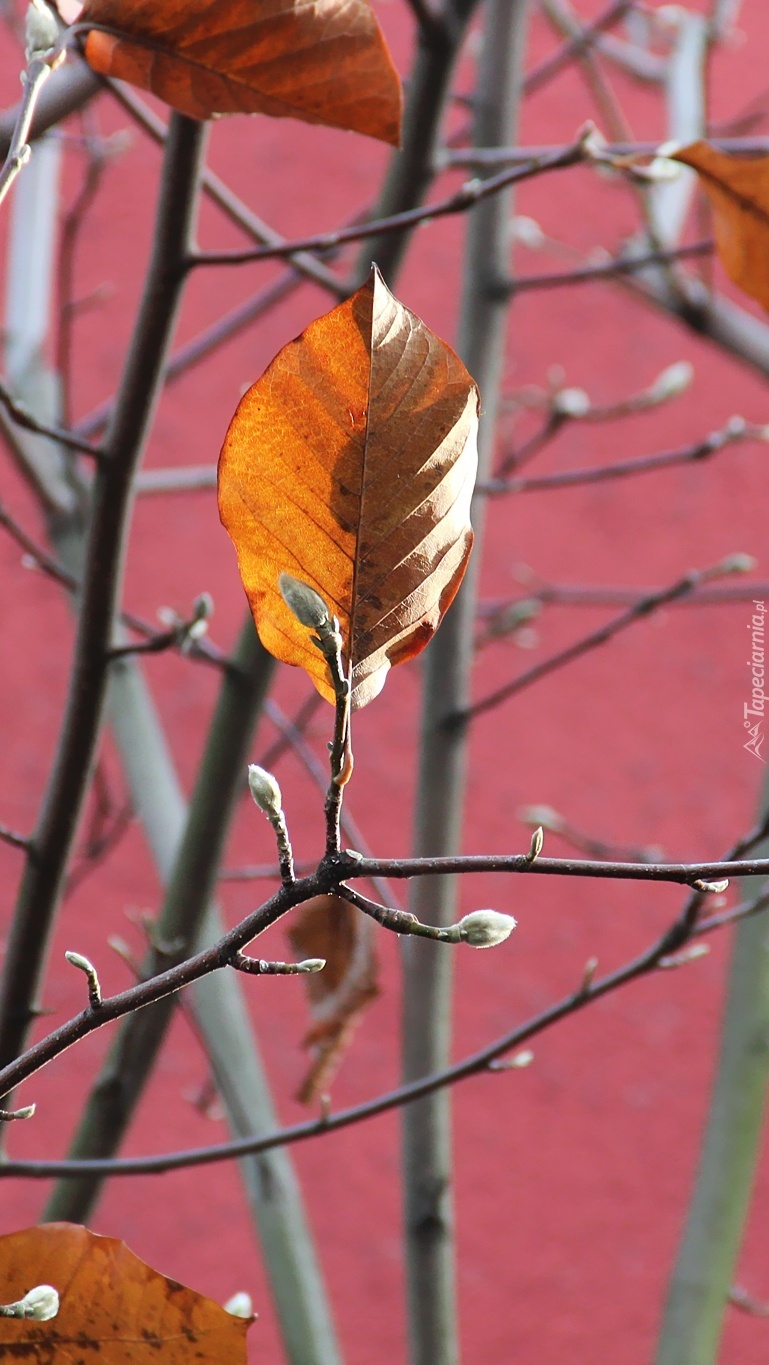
left=43, top=617, right=271, bottom=1218
left=655, top=772, right=769, bottom=1365
left=0, top=115, right=207, bottom=1071
left=354, top=0, right=482, bottom=285
left=402, top=5, right=529, bottom=1362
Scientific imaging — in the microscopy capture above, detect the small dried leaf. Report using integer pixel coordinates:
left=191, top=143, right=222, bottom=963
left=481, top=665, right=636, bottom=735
left=673, top=140, right=769, bottom=310
left=218, top=266, right=479, bottom=709
left=288, top=895, right=379, bottom=1105
left=0, top=1223, right=250, bottom=1361
left=78, top=0, right=402, bottom=143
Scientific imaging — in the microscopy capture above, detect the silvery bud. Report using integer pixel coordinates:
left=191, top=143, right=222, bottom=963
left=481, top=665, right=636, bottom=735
left=553, top=387, right=590, bottom=418
left=248, top=764, right=283, bottom=820
left=223, top=1292, right=253, bottom=1318
left=25, top=1, right=58, bottom=59
left=0, top=1284, right=60, bottom=1321
left=650, top=360, right=693, bottom=401
left=457, top=909, right=517, bottom=948
left=718, top=554, right=756, bottom=576
left=278, top=574, right=330, bottom=630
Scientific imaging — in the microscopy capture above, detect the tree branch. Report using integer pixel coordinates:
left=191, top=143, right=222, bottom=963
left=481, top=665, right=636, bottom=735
left=0, top=115, right=208, bottom=1073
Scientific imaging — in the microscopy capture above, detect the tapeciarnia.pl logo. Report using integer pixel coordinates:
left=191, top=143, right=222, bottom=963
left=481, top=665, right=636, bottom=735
left=744, top=600, right=766, bottom=763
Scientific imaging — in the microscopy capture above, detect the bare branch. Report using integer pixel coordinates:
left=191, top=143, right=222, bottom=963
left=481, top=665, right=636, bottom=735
left=482, top=418, right=763, bottom=496
left=0, top=379, right=102, bottom=455
left=189, top=137, right=591, bottom=270
left=457, top=557, right=751, bottom=726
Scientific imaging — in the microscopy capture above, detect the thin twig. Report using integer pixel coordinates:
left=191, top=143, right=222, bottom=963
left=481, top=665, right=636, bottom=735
left=189, top=137, right=591, bottom=270
left=0, top=822, right=31, bottom=852
left=8, top=851, right=769, bottom=1180
left=482, top=418, right=762, bottom=495
left=0, top=379, right=101, bottom=456
left=455, top=557, right=749, bottom=726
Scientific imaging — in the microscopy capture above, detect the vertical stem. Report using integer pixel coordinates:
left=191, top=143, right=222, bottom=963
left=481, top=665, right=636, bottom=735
left=402, top=5, right=529, bottom=1363
left=0, top=114, right=208, bottom=1071
left=655, top=773, right=769, bottom=1365
left=356, top=0, right=481, bottom=284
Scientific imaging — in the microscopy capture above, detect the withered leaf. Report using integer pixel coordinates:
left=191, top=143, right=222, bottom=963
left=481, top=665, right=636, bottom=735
left=0, top=1223, right=250, bottom=1362
left=79, top=0, right=402, bottom=144
left=218, top=266, right=479, bottom=709
left=673, top=140, right=769, bottom=310
left=288, top=895, right=379, bottom=1105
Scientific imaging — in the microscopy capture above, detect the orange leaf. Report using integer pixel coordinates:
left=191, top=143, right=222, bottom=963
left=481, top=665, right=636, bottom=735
left=288, top=895, right=379, bottom=1104
left=78, top=0, right=402, bottom=143
left=218, top=266, right=479, bottom=709
left=673, top=140, right=769, bottom=310
left=0, top=1223, right=250, bottom=1361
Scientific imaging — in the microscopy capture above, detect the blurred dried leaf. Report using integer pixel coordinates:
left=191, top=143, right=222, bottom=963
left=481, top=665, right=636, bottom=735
left=288, top=895, right=379, bottom=1105
left=0, top=1223, right=250, bottom=1361
left=218, top=266, right=479, bottom=709
left=673, top=140, right=769, bottom=310
left=79, top=0, right=402, bottom=143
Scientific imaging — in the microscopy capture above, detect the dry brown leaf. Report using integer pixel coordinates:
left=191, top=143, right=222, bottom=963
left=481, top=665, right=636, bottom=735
left=0, top=1222, right=250, bottom=1362
left=78, top=0, right=402, bottom=144
left=288, top=894, right=379, bottom=1105
left=673, top=140, right=769, bottom=310
left=218, top=266, right=479, bottom=709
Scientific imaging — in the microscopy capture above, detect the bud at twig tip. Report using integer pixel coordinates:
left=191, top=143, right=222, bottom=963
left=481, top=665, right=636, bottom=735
left=223, top=1292, right=253, bottom=1318
left=0, top=1284, right=59, bottom=1321
left=527, top=826, right=544, bottom=862
left=278, top=574, right=330, bottom=630
left=25, top=1, right=58, bottom=60
left=248, top=764, right=283, bottom=819
left=297, top=958, right=326, bottom=973
left=456, top=909, right=517, bottom=948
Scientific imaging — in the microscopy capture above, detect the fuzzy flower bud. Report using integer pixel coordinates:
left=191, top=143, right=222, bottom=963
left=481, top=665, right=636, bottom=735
left=457, top=909, right=517, bottom=948
left=223, top=1292, right=253, bottom=1318
left=278, top=574, right=330, bottom=630
left=553, top=387, right=590, bottom=418
left=248, top=764, right=283, bottom=820
left=25, top=1, right=58, bottom=60
left=0, top=1284, right=59, bottom=1321
left=650, top=360, right=693, bottom=401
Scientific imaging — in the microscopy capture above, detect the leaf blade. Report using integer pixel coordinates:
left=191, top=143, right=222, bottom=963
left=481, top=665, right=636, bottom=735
left=673, top=140, right=769, bottom=310
left=79, top=0, right=402, bottom=144
left=0, top=1223, right=250, bottom=1361
left=218, top=267, right=479, bottom=709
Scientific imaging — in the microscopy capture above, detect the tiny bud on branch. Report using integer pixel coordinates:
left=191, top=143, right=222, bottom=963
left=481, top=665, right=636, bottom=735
left=248, top=764, right=283, bottom=820
left=0, top=1284, right=59, bottom=1321
left=456, top=909, right=517, bottom=948
left=279, top=574, right=331, bottom=630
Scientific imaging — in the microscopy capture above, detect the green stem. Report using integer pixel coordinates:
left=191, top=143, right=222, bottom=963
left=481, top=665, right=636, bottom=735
left=655, top=771, right=769, bottom=1365
left=401, top=4, right=530, bottom=1362
left=0, top=114, right=208, bottom=1072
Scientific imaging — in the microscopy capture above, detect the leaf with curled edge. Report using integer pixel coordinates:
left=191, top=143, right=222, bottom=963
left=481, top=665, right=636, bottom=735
left=218, top=266, right=479, bottom=710
left=672, top=141, right=769, bottom=310
left=78, top=0, right=402, bottom=144
left=288, top=895, right=379, bottom=1105
left=0, top=1222, right=250, bottom=1361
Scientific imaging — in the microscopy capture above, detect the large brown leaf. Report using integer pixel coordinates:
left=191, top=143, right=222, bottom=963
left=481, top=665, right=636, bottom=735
left=218, top=266, right=479, bottom=709
left=673, top=140, right=769, bottom=310
left=78, top=0, right=402, bottom=144
left=0, top=1223, right=250, bottom=1361
left=288, top=894, right=379, bottom=1105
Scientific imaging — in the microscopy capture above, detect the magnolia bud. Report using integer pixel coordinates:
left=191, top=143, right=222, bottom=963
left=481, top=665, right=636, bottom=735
left=278, top=574, right=330, bottom=630
left=0, top=1284, right=60, bottom=1321
left=457, top=909, right=517, bottom=948
left=25, top=1, right=58, bottom=59
left=248, top=764, right=283, bottom=820
left=553, top=387, right=590, bottom=418
left=718, top=553, right=756, bottom=575
left=650, top=360, right=693, bottom=401
left=223, top=1292, right=253, bottom=1318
